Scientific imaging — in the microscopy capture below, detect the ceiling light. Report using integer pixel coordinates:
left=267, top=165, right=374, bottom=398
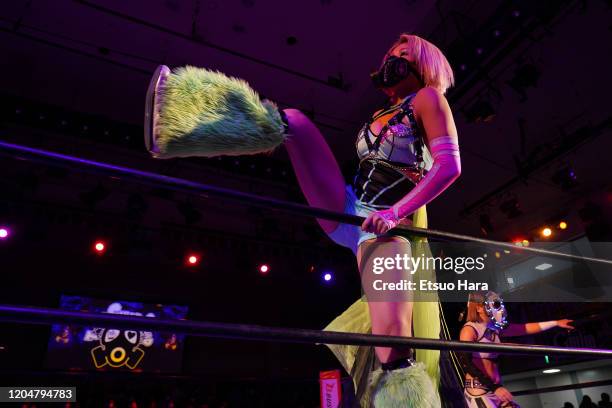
left=535, top=263, right=552, bottom=271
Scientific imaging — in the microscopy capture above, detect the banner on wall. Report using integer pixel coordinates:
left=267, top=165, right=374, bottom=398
left=46, top=295, right=188, bottom=372
left=320, top=369, right=342, bottom=408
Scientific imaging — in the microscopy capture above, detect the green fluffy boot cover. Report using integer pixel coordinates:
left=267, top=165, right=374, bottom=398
left=369, top=363, right=441, bottom=408
left=150, top=66, right=286, bottom=158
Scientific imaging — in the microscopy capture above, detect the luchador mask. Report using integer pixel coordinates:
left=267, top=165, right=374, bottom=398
left=483, top=291, right=508, bottom=331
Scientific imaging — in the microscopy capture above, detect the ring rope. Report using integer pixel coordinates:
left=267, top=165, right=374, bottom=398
left=1, top=141, right=611, bottom=267
left=0, top=305, right=611, bottom=358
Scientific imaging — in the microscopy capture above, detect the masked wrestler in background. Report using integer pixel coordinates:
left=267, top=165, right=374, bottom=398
left=459, top=292, right=575, bottom=408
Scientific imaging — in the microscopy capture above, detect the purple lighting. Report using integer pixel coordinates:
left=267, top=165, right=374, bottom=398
left=0, top=227, right=9, bottom=239
left=323, top=272, right=332, bottom=282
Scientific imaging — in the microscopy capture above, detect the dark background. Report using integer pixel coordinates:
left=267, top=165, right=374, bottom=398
left=0, top=0, right=611, bottom=406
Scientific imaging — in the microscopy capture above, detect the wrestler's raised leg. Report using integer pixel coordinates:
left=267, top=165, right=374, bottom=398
left=282, top=109, right=346, bottom=234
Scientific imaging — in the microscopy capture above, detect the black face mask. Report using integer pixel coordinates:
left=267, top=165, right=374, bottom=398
left=370, top=56, right=422, bottom=89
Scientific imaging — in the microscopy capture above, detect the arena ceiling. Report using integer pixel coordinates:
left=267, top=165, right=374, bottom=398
left=1, top=0, right=611, bottom=242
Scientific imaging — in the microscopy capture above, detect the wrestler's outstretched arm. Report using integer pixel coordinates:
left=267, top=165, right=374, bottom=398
left=502, top=319, right=575, bottom=337
left=362, top=87, right=461, bottom=234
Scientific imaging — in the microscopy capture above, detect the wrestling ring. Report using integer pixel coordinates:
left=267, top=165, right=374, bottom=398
left=0, top=139, right=611, bottom=406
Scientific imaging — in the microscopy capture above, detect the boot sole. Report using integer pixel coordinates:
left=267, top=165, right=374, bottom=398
left=144, top=65, right=170, bottom=158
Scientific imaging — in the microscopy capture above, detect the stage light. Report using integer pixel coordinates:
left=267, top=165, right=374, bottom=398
left=559, top=221, right=568, bottom=230
left=494, top=252, right=501, bottom=259
left=513, top=238, right=530, bottom=247
left=541, top=227, right=552, bottom=238
left=542, top=368, right=560, bottom=374
left=94, top=241, right=106, bottom=253
left=187, top=255, right=199, bottom=265
left=259, top=264, right=269, bottom=274
left=323, top=272, right=333, bottom=282
left=513, top=239, right=523, bottom=246
left=0, top=227, right=9, bottom=239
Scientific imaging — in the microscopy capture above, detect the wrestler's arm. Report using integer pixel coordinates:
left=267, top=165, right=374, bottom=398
left=502, top=319, right=575, bottom=338
left=362, top=87, right=461, bottom=233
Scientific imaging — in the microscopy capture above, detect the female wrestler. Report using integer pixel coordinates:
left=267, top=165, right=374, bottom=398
left=459, top=291, right=575, bottom=408
left=283, top=34, right=459, bottom=407
left=146, top=34, right=459, bottom=407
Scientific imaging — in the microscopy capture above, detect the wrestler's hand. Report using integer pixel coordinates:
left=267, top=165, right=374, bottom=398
left=361, top=209, right=398, bottom=234
left=494, top=387, right=514, bottom=404
left=557, top=319, right=575, bottom=330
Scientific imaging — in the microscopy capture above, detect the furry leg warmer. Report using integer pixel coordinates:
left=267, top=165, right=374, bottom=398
left=145, top=65, right=287, bottom=159
left=369, top=362, right=441, bottom=408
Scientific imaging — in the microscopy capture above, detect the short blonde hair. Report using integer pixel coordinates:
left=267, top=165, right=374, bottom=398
left=384, top=34, right=454, bottom=94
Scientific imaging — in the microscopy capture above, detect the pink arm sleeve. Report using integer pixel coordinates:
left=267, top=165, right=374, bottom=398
left=378, top=136, right=461, bottom=228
